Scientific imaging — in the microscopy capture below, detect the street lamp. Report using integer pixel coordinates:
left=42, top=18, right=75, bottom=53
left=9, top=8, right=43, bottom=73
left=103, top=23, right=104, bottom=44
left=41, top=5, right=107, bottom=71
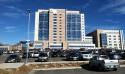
left=25, top=9, right=31, bottom=64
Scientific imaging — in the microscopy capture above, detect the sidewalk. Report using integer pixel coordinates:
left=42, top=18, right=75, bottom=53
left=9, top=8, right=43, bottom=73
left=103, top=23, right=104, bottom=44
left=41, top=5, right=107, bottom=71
left=0, top=63, right=24, bottom=69
left=0, top=60, right=125, bottom=69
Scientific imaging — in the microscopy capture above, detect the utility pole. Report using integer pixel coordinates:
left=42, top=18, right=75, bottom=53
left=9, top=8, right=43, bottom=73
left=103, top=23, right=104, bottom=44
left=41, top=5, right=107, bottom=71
left=25, top=9, right=31, bottom=64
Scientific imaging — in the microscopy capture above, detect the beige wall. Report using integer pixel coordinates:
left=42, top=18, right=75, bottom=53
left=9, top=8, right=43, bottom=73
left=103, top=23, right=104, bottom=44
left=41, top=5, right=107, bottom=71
left=49, top=9, right=66, bottom=44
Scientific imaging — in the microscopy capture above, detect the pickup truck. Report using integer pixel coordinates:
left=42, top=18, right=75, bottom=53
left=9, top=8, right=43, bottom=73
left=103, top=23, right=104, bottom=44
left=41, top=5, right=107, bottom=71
left=89, top=55, right=120, bottom=71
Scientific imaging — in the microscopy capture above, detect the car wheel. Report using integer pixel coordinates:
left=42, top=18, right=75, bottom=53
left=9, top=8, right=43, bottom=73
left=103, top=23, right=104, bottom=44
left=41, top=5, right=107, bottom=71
left=113, top=68, right=117, bottom=71
left=99, top=66, right=103, bottom=71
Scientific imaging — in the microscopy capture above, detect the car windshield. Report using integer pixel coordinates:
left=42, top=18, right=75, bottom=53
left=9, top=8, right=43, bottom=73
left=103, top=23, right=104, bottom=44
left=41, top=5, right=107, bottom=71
left=7, top=55, right=18, bottom=60
left=109, top=54, right=120, bottom=59
left=34, top=52, right=39, bottom=54
left=100, top=55, right=109, bottom=59
left=10, top=55, right=18, bottom=58
left=81, top=52, right=90, bottom=54
left=39, top=53, right=47, bottom=57
left=70, top=53, right=79, bottom=57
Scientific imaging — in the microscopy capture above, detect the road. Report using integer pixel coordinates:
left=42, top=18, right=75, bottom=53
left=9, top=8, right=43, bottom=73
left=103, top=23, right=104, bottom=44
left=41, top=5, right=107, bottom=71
left=30, top=67, right=125, bottom=74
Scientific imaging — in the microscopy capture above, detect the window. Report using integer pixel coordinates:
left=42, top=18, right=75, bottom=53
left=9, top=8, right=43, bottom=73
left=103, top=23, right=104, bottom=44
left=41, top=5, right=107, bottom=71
left=53, top=19, right=57, bottom=21
left=114, top=44, right=117, bottom=46
left=53, top=28, right=57, bottom=29
left=53, top=33, right=57, bottom=35
left=109, top=35, right=111, bottom=37
left=109, top=41, right=111, bottom=43
left=53, top=39, right=56, bottom=41
left=53, top=22, right=57, bottom=24
left=53, top=36, right=57, bottom=38
left=38, top=12, right=49, bottom=40
left=109, top=44, right=112, bottom=45
left=53, top=16, right=57, bottom=18
left=53, top=25, right=57, bottom=27
left=53, top=30, right=57, bottom=32
left=66, top=14, right=81, bottom=41
left=53, top=42, right=56, bottom=44
left=53, top=14, right=57, bottom=18
left=53, top=14, right=57, bottom=16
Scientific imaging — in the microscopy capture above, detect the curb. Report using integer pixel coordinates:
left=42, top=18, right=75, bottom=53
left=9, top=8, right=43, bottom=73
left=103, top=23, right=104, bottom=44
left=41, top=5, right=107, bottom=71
left=120, top=65, right=125, bottom=67
left=34, top=67, right=81, bottom=71
left=33, top=65, right=125, bottom=71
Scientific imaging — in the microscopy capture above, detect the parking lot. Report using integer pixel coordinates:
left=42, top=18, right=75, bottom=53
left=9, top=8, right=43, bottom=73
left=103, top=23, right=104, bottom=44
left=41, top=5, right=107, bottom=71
left=0, top=53, right=66, bottom=63
left=30, top=67, right=125, bottom=74
left=0, top=49, right=125, bottom=63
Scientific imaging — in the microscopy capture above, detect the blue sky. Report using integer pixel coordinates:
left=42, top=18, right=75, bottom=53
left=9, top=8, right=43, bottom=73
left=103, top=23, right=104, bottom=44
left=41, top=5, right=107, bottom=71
left=0, top=0, right=125, bottom=44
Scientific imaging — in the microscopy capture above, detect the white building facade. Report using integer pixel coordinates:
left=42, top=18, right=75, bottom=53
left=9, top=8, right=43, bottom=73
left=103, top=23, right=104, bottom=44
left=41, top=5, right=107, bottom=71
left=88, top=29, right=124, bottom=50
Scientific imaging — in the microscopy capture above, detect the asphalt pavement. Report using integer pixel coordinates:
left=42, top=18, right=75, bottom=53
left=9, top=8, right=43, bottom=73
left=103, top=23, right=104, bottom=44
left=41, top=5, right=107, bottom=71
left=30, top=67, right=125, bottom=74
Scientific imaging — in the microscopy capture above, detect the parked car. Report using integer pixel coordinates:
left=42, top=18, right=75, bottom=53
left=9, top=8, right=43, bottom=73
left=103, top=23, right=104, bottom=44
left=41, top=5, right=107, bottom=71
left=32, top=52, right=39, bottom=58
left=80, top=51, right=93, bottom=60
left=5, top=54, right=21, bottom=63
left=108, top=52, right=121, bottom=60
left=36, top=52, right=48, bottom=62
left=89, top=55, right=120, bottom=71
left=66, top=51, right=81, bottom=61
left=0, top=49, right=3, bottom=55
left=22, top=52, right=31, bottom=58
left=50, top=49, right=60, bottom=57
left=58, top=50, right=67, bottom=57
left=120, top=51, right=125, bottom=59
left=8, top=51, right=14, bottom=54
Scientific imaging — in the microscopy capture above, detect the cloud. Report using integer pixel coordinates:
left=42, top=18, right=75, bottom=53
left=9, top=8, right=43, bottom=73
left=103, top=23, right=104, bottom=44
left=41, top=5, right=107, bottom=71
left=0, top=0, right=21, bottom=2
left=113, top=6, right=125, bottom=14
left=5, top=5, right=23, bottom=12
left=2, top=12, right=21, bottom=18
left=82, top=0, right=93, bottom=9
left=1, top=5, right=25, bottom=18
left=99, top=0, right=125, bottom=14
left=104, top=19, right=120, bottom=24
left=4, top=26, right=18, bottom=32
left=99, top=0, right=125, bottom=12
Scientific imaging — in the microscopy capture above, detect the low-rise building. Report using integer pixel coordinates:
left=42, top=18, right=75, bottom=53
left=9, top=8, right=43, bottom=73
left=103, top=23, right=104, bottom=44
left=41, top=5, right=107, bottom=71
left=87, top=29, right=124, bottom=50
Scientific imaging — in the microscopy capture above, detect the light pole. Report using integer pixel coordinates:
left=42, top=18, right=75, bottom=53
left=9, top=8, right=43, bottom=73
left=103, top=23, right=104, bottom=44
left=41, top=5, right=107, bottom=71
left=25, top=9, right=31, bottom=64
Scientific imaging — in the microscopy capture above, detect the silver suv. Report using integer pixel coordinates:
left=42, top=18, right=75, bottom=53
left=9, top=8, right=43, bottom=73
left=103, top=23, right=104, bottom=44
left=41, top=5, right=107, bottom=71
left=89, top=55, right=120, bottom=71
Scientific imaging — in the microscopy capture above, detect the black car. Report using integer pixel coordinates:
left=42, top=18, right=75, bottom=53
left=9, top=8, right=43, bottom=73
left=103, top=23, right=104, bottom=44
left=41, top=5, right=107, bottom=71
left=36, top=52, right=48, bottom=62
left=51, top=49, right=60, bottom=57
left=0, top=49, right=3, bottom=55
left=66, top=51, right=81, bottom=61
left=108, top=52, right=121, bottom=60
left=22, top=52, right=32, bottom=58
left=5, top=54, right=21, bottom=63
left=119, top=51, right=125, bottom=59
